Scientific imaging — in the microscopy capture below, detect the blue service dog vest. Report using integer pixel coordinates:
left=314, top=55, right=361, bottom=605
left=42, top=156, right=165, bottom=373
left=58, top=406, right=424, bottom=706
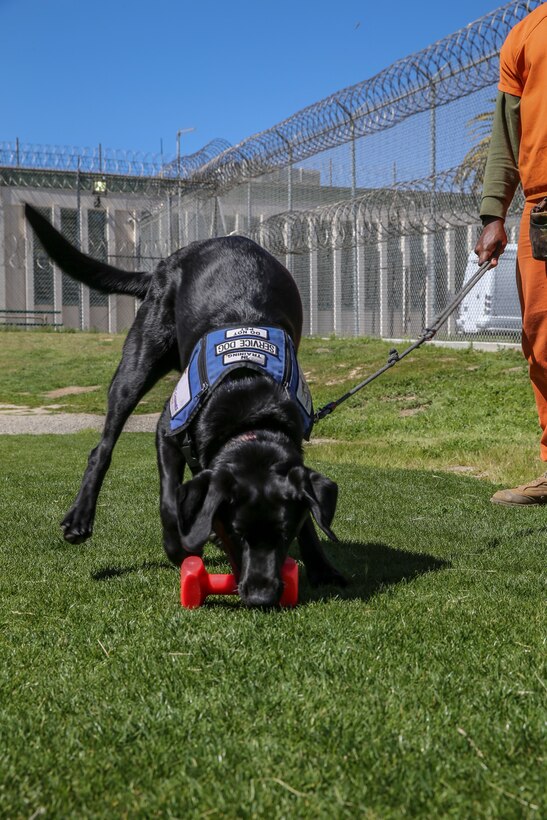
left=168, top=325, right=314, bottom=440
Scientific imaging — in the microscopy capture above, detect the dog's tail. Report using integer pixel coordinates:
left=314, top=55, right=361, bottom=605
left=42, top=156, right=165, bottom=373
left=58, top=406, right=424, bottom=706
left=25, top=204, right=152, bottom=299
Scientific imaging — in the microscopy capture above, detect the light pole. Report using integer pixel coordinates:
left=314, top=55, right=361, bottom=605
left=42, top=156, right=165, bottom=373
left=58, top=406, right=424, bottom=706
left=176, top=127, right=196, bottom=248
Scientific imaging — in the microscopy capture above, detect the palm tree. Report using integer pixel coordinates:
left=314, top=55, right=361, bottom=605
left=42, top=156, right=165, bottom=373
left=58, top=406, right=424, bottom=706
left=455, top=100, right=496, bottom=194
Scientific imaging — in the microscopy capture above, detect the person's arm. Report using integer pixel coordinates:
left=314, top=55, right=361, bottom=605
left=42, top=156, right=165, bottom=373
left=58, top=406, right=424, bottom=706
left=475, top=91, right=521, bottom=266
left=479, top=91, right=520, bottom=220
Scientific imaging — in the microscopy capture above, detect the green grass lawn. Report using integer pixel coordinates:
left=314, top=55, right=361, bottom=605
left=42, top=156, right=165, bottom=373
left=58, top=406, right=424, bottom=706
left=0, top=328, right=542, bottom=484
left=0, top=331, right=545, bottom=818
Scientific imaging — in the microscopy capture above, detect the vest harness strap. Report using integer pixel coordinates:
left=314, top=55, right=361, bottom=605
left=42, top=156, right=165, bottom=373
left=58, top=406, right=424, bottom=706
left=167, top=325, right=314, bottom=444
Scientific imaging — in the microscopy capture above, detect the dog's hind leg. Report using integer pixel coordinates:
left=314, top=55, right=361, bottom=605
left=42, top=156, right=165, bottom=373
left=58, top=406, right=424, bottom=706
left=61, top=315, right=177, bottom=544
left=156, top=402, right=188, bottom=564
left=298, top=516, right=348, bottom=588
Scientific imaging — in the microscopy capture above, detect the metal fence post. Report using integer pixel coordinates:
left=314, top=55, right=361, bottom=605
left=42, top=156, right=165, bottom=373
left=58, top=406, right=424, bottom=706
left=77, top=165, right=90, bottom=331
left=350, top=124, right=359, bottom=336
left=428, top=77, right=438, bottom=332
left=430, top=79, right=437, bottom=220
left=445, top=228, right=456, bottom=337
left=0, top=195, right=6, bottom=314
left=333, top=246, right=342, bottom=335
left=356, top=214, right=366, bottom=335
left=76, top=158, right=84, bottom=330
left=308, top=219, right=318, bottom=336
left=24, top=208, right=35, bottom=324
left=184, top=207, right=191, bottom=247
left=178, top=181, right=182, bottom=249
left=400, top=229, right=410, bottom=336
left=247, top=181, right=252, bottom=233
left=52, top=205, right=63, bottom=321
left=287, top=147, right=293, bottom=214
left=423, top=232, right=435, bottom=328
left=106, top=208, right=117, bottom=333
left=286, top=149, right=293, bottom=273
left=378, top=227, right=389, bottom=339
left=167, top=194, right=173, bottom=252
left=133, top=208, right=141, bottom=318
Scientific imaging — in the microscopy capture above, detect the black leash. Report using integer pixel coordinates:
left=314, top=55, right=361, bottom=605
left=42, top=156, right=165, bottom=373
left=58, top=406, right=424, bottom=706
left=313, top=258, right=494, bottom=422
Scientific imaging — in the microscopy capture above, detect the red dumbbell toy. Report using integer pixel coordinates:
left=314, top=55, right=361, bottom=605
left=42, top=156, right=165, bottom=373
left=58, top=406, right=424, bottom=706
left=180, top=556, right=298, bottom=609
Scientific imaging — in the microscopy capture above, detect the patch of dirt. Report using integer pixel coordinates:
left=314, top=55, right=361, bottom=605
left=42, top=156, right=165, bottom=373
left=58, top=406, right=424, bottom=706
left=399, top=406, right=428, bottom=417
left=503, top=366, right=525, bottom=374
left=306, top=437, right=341, bottom=445
left=445, top=465, right=490, bottom=479
left=44, top=385, right=100, bottom=398
left=0, top=403, right=67, bottom=415
left=0, top=412, right=161, bottom=434
left=381, top=394, right=418, bottom=403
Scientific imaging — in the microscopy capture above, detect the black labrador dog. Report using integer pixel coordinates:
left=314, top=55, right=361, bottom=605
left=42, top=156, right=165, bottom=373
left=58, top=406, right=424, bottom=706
left=25, top=205, right=346, bottom=606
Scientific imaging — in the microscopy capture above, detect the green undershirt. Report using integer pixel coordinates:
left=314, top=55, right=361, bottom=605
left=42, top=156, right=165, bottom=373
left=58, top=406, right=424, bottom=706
left=479, top=91, right=521, bottom=223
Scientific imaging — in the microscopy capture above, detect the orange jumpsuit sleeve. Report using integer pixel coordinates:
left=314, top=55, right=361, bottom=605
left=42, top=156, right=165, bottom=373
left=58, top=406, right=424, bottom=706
left=498, top=25, right=524, bottom=97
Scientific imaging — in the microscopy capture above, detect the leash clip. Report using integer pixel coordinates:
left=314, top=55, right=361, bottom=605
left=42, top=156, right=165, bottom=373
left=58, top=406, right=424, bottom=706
left=314, top=401, right=338, bottom=422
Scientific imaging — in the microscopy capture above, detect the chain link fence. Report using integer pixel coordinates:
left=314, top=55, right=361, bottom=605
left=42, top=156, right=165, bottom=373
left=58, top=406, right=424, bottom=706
left=0, top=0, right=538, bottom=340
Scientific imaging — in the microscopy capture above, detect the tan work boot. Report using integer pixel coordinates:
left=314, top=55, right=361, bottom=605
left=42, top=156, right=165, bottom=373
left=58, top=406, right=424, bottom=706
left=491, top=472, right=547, bottom=506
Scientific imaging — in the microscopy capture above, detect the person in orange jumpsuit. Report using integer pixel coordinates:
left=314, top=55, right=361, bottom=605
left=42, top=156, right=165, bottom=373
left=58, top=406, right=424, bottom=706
left=475, top=3, right=547, bottom=505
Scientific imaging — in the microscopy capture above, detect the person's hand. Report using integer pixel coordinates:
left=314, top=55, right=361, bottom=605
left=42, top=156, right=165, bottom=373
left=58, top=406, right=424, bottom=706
left=475, top=217, right=507, bottom=267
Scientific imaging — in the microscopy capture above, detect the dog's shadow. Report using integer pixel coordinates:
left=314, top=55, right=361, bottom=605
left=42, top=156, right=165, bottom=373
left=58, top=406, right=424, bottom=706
left=91, top=560, right=175, bottom=581
left=91, top=541, right=448, bottom=606
left=301, top=540, right=449, bottom=603
left=91, top=555, right=231, bottom=582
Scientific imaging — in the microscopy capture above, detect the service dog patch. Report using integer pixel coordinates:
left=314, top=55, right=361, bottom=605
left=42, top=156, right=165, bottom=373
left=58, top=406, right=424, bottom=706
left=168, top=325, right=314, bottom=439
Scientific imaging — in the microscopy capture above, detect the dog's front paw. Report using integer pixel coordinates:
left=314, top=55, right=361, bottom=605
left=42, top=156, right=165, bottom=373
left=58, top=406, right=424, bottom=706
left=306, top=564, right=348, bottom=588
left=61, top=508, right=94, bottom=544
left=163, top=539, right=203, bottom=566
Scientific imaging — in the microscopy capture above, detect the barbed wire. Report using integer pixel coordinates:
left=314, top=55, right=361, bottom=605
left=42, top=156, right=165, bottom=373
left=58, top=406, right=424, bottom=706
left=159, top=139, right=231, bottom=178
left=248, top=163, right=525, bottom=253
left=0, top=138, right=231, bottom=178
left=188, top=0, right=539, bottom=193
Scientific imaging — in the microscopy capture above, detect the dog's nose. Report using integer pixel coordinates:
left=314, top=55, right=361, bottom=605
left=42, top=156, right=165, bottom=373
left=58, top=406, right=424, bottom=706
left=239, top=577, right=282, bottom=609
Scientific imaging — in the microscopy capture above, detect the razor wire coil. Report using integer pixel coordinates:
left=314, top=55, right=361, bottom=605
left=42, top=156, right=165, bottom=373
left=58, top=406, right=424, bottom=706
left=186, top=0, right=540, bottom=192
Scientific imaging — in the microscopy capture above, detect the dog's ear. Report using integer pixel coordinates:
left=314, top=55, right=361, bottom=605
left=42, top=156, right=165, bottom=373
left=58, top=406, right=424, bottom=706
left=177, top=470, right=224, bottom=553
left=289, top=466, right=339, bottom=541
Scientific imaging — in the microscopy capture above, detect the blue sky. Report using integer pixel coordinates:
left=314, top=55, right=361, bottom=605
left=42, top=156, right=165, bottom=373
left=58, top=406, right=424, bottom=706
left=1, top=0, right=504, bottom=161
